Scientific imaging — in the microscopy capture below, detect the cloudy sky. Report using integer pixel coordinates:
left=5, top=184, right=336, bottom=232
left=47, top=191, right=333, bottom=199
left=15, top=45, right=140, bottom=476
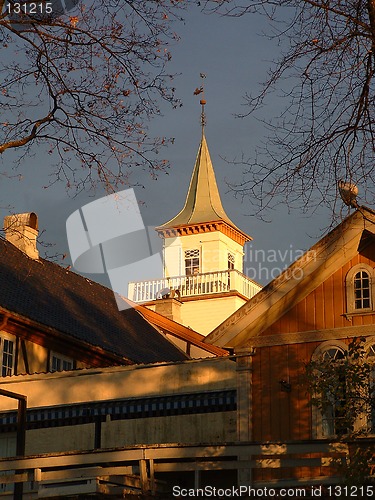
left=1, top=3, right=341, bottom=289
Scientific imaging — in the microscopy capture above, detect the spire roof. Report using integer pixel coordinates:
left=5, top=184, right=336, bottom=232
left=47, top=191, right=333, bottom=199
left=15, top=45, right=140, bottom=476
left=157, top=131, right=251, bottom=242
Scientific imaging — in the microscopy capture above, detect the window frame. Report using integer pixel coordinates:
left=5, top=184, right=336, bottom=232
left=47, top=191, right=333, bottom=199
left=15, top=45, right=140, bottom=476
left=311, top=341, right=348, bottom=439
left=0, top=333, right=16, bottom=378
left=228, top=252, right=235, bottom=270
left=184, top=248, right=200, bottom=276
left=50, top=352, right=74, bottom=373
left=345, top=264, right=374, bottom=314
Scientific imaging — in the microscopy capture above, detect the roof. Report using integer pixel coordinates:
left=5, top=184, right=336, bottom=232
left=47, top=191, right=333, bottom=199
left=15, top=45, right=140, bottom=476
left=156, top=131, right=251, bottom=241
left=0, top=237, right=188, bottom=364
left=204, top=206, right=375, bottom=348
left=134, top=305, right=229, bottom=357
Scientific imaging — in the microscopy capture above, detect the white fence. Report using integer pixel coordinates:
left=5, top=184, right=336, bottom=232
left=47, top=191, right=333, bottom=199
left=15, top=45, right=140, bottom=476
left=0, top=440, right=367, bottom=497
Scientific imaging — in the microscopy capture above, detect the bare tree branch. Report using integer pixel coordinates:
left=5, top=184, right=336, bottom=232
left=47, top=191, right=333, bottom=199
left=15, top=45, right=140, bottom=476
left=0, top=0, right=188, bottom=191
left=204, top=1, right=375, bottom=217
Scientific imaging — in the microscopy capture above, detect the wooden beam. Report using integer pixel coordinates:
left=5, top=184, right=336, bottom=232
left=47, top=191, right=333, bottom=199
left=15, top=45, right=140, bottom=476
left=139, top=459, right=148, bottom=494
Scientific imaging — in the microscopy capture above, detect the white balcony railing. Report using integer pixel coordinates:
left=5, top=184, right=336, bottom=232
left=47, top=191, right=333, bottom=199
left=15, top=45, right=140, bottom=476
left=128, top=269, right=262, bottom=303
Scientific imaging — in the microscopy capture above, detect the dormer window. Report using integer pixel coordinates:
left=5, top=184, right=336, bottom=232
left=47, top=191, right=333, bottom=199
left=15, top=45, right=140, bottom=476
left=345, top=264, right=374, bottom=313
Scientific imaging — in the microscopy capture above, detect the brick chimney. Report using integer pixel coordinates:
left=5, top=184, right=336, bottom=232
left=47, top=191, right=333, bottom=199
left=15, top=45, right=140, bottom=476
left=154, top=297, right=182, bottom=323
left=4, top=212, right=39, bottom=259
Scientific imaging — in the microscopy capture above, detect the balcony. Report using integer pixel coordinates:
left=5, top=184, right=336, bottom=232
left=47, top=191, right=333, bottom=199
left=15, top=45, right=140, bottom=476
left=128, top=269, right=262, bottom=303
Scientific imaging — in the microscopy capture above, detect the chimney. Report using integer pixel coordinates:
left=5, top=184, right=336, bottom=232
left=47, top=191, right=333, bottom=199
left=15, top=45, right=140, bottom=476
left=154, top=297, right=182, bottom=323
left=4, top=213, right=39, bottom=259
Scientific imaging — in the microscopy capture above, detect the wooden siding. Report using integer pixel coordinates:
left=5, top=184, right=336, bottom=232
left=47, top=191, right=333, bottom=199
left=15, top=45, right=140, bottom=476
left=251, top=247, right=375, bottom=481
left=252, top=342, right=321, bottom=443
left=252, top=342, right=341, bottom=482
left=261, top=251, right=375, bottom=336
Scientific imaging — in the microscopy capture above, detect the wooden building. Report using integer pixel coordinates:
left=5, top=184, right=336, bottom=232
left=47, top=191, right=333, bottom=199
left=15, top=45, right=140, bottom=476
left=2, top=207, right=375, bottom=495
left=205, top=206, right=375, bottom=482
left=1, top=111, right=375, bottom=495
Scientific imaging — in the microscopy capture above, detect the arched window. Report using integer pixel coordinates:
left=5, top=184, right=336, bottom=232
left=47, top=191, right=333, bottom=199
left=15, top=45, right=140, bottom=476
left=354, top=270, right=371, bottom=309
left=345, top=264, right=374, bottom=313
left=312, top=339, right=375, bottom=438
left=311, top=342, right=347, bottom=438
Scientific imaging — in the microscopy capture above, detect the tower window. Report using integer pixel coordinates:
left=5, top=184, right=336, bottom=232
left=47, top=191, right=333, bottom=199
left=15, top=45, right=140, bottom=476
left=228, top=253, right=235, bottom=270
left=185, top=249, right=200, bottom=276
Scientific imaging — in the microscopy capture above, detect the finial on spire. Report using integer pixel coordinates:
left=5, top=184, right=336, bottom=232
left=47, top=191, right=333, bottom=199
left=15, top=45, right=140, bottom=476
left=193, top=73, right=207, bottom=132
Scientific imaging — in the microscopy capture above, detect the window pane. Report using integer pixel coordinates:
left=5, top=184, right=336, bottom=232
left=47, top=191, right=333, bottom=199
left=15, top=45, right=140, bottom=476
left=353, top=271, right=371, bottom=310
left=228, top=253, right=235, bottom=270
left=319, top=346, right=347, bottom=437
left=185, top=249, right=200, bottom=276
left=62, top=360, right=73, bottom=371
left=52, top=355, right=73, bottom=372
left=52, top=356, right=61, bottom=372
left=2, top=340, right=14, bottom=377
left=322, top=348, right=345, bottom=361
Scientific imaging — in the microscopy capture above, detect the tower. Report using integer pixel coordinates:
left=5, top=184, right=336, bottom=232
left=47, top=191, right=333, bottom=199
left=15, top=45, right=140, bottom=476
left=128, top=101, right=261, bottom=334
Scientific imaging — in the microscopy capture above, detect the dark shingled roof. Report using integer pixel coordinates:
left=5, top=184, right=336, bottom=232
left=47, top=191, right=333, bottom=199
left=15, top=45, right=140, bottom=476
left=0, top=237, right=187, bottom=364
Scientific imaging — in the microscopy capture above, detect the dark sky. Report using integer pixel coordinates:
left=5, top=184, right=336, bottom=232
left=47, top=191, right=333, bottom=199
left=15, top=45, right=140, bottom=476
left=1, top=4, right=336, bottom=290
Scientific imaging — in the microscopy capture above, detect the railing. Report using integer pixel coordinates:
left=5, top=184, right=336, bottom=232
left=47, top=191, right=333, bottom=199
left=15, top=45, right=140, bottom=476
left=128, top=269, right=262, bottom=303
left=0, top=440, right=373, bottom=497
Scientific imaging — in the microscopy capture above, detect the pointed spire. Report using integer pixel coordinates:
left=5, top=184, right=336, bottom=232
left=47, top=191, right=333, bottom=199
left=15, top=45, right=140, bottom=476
left=157, top=80, right=251, bottom=243
left=158, top=132, right=234, bottom=227
left=157, top=132, right=251, bottom=243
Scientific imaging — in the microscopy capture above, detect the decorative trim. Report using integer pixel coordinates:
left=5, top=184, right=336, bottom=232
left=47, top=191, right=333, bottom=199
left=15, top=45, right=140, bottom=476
left=311, top=340, right=347, bottom=361
left=242, top=324, right=375, bottom=348
left=157, top=221, right=251, bottom=246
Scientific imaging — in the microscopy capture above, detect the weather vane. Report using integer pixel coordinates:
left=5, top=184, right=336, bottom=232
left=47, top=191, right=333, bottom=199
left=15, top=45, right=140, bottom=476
left=194, top=73, right=207, bottom=130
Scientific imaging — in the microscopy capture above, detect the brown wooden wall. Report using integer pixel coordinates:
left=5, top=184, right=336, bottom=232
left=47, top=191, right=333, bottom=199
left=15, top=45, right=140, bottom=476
left=252, top=248, right=375, bottom=443
left=262, top=251, right=375, bottom=337
left=252, top=341, right=317, bottom=442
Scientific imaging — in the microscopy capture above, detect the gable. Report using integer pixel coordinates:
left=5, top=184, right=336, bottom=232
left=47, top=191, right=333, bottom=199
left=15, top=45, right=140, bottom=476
left=205, top=208, right=375, bottom=348
left=256, top=244, right=375, bottom=346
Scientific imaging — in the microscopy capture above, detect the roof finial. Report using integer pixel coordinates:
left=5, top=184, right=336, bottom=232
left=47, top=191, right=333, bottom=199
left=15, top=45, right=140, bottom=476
left=193, top=73, right=207, bottom=133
